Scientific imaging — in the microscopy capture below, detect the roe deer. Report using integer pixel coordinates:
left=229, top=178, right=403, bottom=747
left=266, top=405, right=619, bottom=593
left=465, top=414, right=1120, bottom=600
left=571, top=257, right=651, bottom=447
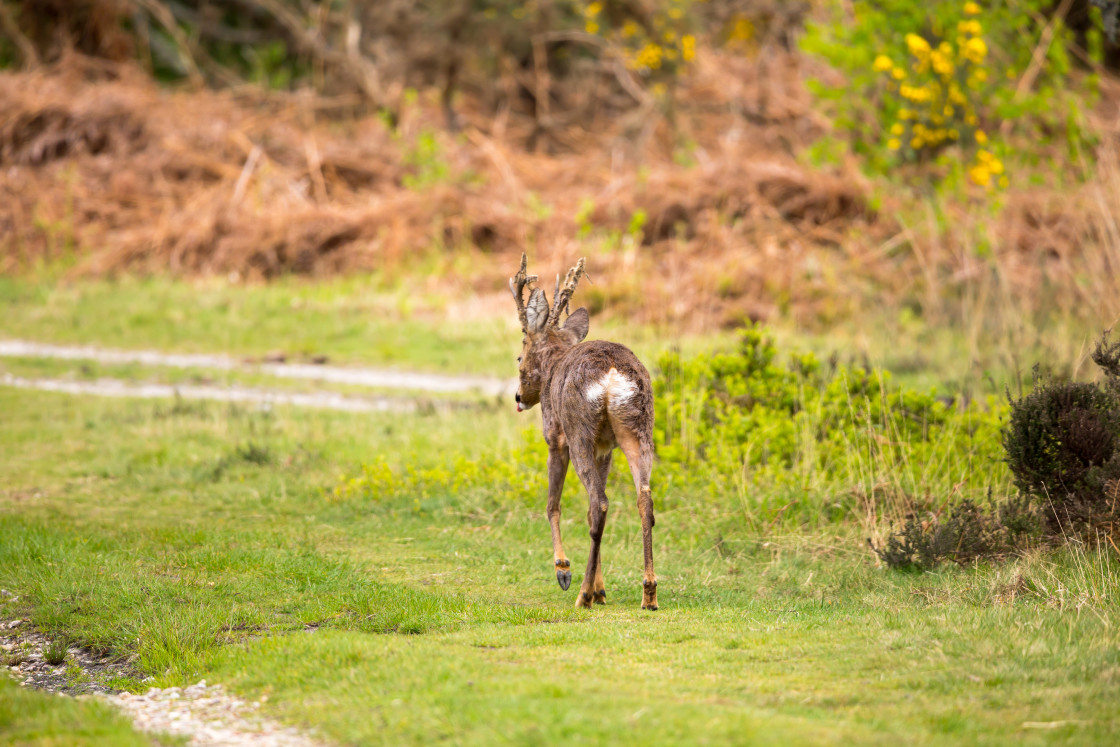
left=509, top=254, right=658, bottom=610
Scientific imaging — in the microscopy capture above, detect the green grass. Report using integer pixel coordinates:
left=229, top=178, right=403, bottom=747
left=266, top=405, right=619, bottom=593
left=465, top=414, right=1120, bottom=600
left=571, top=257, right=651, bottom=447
left=0, top=274, right=516, bottom=375
left=2, top=386, right=1117, bottom=745
left=0, top=676, right=156, bottom=746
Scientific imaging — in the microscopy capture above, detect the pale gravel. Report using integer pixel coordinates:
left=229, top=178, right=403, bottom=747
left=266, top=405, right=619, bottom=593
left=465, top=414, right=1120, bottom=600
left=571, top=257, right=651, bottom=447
left=102, top=683, right=324, bottom=747
left=0, top=372, right=421, bottom=413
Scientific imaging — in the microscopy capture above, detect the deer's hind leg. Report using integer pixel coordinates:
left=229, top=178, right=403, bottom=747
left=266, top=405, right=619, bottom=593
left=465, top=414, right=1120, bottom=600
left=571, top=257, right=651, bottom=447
left=590, top=450, right=612, bottom=604
left=613, top=419, right=657, bottom=611
left=570, top=443, right=609, bottom=609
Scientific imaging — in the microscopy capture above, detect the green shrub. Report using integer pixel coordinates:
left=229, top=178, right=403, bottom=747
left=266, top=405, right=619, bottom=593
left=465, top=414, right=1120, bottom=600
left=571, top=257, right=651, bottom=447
left=653, top=327, right=1006, bottom=522
left=876, top=330, right=1120, bottom=570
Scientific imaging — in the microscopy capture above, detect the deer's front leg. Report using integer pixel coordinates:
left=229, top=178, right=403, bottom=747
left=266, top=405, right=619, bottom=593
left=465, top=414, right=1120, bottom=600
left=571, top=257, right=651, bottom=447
left=547, top=446, right=572, bottom=591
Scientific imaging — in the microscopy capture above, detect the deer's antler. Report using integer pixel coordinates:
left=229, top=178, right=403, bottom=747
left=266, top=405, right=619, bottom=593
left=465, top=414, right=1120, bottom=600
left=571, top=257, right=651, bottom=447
left=547, top=257, right=586, bottom=328
left=508, top=252, right=538, bottom=332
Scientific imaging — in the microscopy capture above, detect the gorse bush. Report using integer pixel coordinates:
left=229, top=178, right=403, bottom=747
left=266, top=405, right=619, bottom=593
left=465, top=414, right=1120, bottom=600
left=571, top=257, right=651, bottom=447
left=872, top=4, right=1005, bottom=188
left=802, top=0, right=1101, bottom=185
left=581, top=0, right=698, bottom=84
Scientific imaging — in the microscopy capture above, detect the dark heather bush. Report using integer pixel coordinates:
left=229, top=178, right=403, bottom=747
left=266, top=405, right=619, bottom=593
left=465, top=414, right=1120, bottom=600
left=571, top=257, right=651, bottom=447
left=1003, top=365, right=1120, bottom=537
left=873, top=496, right=1040, bottom=571
left=1092, top=329, right=1120, bottom=393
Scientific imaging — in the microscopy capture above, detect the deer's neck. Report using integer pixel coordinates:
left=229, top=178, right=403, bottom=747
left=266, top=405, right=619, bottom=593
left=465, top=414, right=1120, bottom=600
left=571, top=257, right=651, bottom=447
left=537, top=338, right=577, bottom=416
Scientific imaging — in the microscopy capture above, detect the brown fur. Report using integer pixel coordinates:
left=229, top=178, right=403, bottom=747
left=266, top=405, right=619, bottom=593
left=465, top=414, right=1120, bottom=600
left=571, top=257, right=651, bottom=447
left=511, top=256, right=658, bottom=610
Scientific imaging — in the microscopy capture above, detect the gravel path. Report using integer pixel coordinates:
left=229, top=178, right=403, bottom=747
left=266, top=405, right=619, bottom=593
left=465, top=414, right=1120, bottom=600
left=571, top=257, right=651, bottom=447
left=109, top=683, right=322, bottom=747
left=3, top=614, right=326, bottom=747
left=0, top=339, right=515, bottom=396
left=1, top=372, right=431, bottom=413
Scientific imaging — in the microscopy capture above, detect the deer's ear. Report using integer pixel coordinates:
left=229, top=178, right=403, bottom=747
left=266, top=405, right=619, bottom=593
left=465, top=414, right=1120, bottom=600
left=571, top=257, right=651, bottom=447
left=562, top=307, right=589, bottom=342
left=526, top=288, right=549, bottom=333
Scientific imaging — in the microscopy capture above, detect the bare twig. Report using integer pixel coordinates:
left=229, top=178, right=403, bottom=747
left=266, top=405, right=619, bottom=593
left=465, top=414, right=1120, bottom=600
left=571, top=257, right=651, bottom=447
left=464, top=129, right=522, bottom=194
left=231, top=145, right=262, bottom=204
left=304, top=136, right=326, bottom=203
left=532, top=30, right=652, bottom=106
left=0, top=1, right=39, bottom=68
left=236, top=0, right=386, bottom=108
left=129, top=0, right=204, bottom=86
left=1001, top=0, right=1074, bottom=138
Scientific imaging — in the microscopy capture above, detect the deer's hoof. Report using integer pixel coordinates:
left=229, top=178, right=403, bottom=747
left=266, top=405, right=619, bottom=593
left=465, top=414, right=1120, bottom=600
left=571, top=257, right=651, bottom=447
left=576, top=591, right=594, bottom=608
left=642, top=604, right=659, bottom=611
left=593, top=589, right=606, bottom=605
left=555, top=559, right=571, bottom=591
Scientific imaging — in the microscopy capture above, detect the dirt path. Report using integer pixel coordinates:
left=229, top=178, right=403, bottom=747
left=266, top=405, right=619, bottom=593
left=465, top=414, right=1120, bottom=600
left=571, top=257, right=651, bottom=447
left=4, top=612, right=325, bottom=746
left=0, top=340, right=515, bottom=396
left=0, top=373, right=439, bottom=413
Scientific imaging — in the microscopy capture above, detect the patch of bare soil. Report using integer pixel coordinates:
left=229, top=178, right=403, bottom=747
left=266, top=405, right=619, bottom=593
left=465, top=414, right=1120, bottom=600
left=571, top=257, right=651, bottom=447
left=2, top=619, right=136, bottom=696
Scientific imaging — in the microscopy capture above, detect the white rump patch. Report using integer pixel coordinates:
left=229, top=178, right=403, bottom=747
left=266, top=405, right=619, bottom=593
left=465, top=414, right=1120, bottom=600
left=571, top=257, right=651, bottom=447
left=585, top=368, right=636, bottom=407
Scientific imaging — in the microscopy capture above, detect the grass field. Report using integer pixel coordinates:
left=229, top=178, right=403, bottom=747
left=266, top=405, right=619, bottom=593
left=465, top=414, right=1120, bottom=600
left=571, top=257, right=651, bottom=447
left=2, top=292, right=1119, bottom=745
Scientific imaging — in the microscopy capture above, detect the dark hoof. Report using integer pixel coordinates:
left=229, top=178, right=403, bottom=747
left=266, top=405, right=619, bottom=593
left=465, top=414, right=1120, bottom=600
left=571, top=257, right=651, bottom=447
left=643, top=605, right=659, bottom=611
left=555, top=559, right=571, bottom=591
left=593, top=590, right=606, bottom=605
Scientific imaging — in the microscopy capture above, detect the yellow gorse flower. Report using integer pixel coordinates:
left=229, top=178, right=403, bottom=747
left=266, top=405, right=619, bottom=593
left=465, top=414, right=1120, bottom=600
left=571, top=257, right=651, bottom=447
left=682, top=34, right=696, bottom=62
left=906, top=33, right=931, bottom=57
left=930, top=49, right=954, bottom=76
left=729, top=17, right=754, bottom=43
left=969, top=163, right=991, bottom=187
left=867, top=2, right=1007, bottom=190
left=963, top=37, right=987, bottom=64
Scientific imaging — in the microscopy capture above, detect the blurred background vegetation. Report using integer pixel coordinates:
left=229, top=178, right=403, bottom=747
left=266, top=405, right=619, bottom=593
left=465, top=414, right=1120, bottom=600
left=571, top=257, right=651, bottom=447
left=2, top=2, right=1118, bottom=368
left=4, top=1, right=1120, bottom=401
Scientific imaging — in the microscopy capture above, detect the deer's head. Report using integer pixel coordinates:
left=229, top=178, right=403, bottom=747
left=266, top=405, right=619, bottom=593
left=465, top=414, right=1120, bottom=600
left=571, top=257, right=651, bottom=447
left=509, top=254, right=590, bottom=411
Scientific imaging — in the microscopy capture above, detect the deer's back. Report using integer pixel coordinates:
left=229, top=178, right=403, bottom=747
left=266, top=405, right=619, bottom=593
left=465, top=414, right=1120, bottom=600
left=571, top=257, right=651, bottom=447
left=549, top=340, right=653, bottom=441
